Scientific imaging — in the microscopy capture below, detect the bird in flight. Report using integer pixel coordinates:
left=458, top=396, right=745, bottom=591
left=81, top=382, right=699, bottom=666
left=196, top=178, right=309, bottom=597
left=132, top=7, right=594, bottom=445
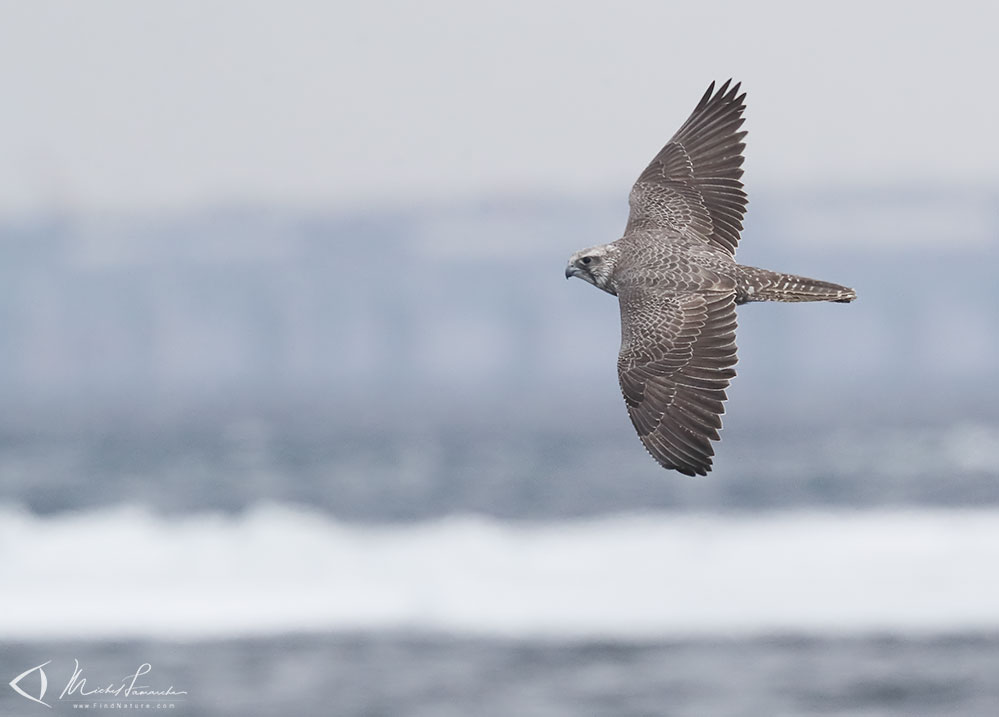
left=565, top=80, right=855, bottom=476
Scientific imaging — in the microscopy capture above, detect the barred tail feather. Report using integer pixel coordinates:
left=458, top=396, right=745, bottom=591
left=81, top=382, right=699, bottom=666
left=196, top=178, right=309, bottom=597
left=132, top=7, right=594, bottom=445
left=741, top=269, right=857, bottom=304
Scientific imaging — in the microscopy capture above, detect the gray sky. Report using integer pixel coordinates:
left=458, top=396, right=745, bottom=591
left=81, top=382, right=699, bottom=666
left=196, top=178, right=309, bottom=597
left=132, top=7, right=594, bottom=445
left=1, top=0, right=997, bottom=214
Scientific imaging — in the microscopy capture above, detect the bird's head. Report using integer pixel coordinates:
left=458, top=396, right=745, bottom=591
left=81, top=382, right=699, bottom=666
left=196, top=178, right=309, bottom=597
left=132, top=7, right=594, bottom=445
left=565, top=243, right=619, bottom=294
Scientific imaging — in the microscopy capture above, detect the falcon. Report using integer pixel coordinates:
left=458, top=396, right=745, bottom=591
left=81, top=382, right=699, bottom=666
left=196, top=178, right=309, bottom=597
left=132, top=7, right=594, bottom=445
left=565, top=80, right=855, bottom=476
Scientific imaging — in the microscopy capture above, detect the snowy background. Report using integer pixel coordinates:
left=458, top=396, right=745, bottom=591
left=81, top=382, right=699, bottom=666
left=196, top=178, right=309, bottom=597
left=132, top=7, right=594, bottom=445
left=1, top=2, right=998, bottom=716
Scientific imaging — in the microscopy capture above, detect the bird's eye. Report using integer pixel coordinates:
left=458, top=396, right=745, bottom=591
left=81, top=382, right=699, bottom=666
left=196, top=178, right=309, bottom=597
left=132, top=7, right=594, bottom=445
left=582, top=256, right=592, bottom=264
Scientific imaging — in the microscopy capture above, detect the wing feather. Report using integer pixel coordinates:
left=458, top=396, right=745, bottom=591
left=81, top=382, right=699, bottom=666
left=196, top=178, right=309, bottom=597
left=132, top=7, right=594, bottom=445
left=617, top=290, right=738, bottom=476
left=625, top=81, right=749, bottom=256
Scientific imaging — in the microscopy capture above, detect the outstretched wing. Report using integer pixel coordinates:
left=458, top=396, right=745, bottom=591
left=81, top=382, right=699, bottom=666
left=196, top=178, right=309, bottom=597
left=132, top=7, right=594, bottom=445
left=617, top=289, right=738, bottom=476
left=625, top=80, right=748, bottom=256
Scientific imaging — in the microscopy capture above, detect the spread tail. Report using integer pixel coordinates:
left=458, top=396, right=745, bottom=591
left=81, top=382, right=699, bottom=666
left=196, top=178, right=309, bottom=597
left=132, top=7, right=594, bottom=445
left=740, top=268, right=857, bottom=304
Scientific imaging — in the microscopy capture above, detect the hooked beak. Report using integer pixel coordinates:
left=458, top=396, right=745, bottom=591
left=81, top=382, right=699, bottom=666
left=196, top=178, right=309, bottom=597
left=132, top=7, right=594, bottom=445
left=565, top=265, right=577, bottom=280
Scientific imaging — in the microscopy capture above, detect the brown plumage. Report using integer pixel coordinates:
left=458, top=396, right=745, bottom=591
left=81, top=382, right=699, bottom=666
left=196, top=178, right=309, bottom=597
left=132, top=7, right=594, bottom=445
left=565, top=81, right=856, bottom=476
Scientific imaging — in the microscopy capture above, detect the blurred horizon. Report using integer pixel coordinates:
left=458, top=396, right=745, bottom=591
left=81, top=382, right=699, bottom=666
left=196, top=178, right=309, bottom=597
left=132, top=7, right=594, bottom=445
left=2, top=186, right=997, bottom=522
left=1, top=184, right=996, bottom=417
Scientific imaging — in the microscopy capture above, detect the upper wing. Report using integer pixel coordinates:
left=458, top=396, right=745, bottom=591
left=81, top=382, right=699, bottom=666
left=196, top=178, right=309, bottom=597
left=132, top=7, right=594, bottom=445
left=625, top=80, right=748, bottom=256
left=617, top=289, right=738, bottom=476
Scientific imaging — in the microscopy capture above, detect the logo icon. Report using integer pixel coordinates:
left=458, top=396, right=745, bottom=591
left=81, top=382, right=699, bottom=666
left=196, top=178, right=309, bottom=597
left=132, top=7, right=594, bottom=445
left=9, top=660, right=52, bottom=708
